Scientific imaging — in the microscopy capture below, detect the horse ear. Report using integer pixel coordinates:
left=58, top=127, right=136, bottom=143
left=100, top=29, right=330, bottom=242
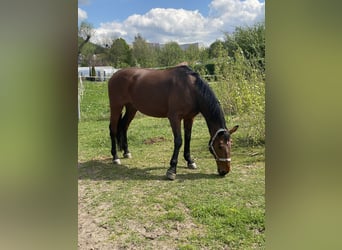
left=229, top=125, right=239, bottom=134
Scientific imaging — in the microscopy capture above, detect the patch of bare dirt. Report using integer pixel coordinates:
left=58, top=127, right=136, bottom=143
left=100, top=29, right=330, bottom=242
left=78, top=183, right=117, bottom=250
left=78, top=180, right=205, bottom=249
left=143, top=136, right=167, bottom=145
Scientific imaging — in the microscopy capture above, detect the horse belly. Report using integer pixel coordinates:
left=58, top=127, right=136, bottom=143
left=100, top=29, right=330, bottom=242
left=130, top=91, right=169, bottom=118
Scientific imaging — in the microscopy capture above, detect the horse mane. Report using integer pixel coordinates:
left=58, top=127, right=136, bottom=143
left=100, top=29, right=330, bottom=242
left=177, top=66, right=227, bottom=128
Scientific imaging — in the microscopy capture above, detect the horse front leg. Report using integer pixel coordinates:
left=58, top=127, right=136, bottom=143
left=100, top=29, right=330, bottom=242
left=166, top=117, right=182, bottom=180
left=184, top=117, right=197, bottom=169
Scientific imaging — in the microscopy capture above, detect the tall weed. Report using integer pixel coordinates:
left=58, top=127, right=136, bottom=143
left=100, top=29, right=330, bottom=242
left=213, top=49, right=265, bottom=145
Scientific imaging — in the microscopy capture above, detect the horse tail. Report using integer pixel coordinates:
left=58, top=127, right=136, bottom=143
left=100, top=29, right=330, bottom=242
left=116, top=113, right=125, bottom=151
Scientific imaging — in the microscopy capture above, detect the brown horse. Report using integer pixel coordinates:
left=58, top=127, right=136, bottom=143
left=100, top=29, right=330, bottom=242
left=108, top=65, right=238, bottom=180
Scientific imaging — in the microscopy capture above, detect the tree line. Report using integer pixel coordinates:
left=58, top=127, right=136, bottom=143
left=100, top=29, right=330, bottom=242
left=78, top=21, right=265, bottom=73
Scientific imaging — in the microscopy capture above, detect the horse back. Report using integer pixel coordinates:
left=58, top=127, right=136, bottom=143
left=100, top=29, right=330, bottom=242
left=108, top=67, right=198, bottom=118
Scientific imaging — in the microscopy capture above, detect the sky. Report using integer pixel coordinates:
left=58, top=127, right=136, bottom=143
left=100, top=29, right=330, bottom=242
left=78, top=0, right=265, bottom=47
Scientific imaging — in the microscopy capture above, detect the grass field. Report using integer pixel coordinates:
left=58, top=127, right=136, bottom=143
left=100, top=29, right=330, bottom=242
left=78, top=81, right=265, bottom=249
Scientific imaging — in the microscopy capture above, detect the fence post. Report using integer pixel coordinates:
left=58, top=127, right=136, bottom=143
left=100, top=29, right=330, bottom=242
left=78, top=75, right=84, bottom=121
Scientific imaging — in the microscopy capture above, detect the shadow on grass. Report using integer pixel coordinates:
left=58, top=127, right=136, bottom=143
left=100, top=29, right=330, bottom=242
left=78, top=159, right=219, bottom=181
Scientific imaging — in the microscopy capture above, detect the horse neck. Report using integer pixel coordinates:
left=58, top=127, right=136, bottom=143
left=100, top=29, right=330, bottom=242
left=192, top=73, right=227, bottom=137
left=199, top=104, right=226, bottom=138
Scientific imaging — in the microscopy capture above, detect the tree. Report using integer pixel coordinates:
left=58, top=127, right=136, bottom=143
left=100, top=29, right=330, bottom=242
left=159, top=42, right=184, bottom=67
left=107, top=38, right=132, bottom=68
left=184, top=44, right=201, bottom=65
left=208, top=40, right=228, bottom=59
left=132, top=34, right=157, bottom=67
left=78, top=21, right=95, bottom=56
left=80, top=42, right=96, bottom=67
left=224, top=21, right=265, bottom=70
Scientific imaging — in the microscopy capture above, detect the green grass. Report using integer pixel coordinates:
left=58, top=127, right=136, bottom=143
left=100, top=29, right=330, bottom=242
left=78, top=81, right=265, bottom=249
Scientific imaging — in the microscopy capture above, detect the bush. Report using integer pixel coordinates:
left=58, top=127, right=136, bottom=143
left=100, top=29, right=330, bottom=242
left=225, top=22, right=265, bottom=72
left=213, top=49, right=265, bottom=145
left=193, top=63, right=216, bottom=81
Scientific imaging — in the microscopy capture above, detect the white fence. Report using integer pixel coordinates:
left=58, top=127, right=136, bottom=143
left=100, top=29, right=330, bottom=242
left=78, top=66, right=119, bottom=82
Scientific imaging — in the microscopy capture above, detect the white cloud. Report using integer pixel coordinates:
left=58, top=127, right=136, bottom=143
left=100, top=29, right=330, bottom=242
left=124, top=8, right=211, bottom=44
left=91, top=0, right=264, bottom=46
left=209, top=0, right=265, bottom=30
left=90, top=22, right=127, bottom=46
left=78, top=8, right=88, bottom=22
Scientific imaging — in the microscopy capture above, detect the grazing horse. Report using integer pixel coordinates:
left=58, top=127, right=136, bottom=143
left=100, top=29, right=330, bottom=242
left=108, top=65, right=238, bottom=180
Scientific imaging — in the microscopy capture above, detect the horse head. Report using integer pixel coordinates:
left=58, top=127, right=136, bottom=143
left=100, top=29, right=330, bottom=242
left=209, top=125, right=239, bottom=176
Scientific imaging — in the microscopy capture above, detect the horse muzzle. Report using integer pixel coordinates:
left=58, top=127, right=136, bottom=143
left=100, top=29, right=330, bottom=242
left=217, top=158, right=231, bottom=176
left=218, top=168, right=230, bottom=176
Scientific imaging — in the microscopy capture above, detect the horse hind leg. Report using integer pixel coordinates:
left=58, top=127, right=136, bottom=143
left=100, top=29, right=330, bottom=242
left=109, top=105, right=123, bottom=164
left=109, top=123, right=120, bottom=164
left=119, top=104, right=137, bottom=159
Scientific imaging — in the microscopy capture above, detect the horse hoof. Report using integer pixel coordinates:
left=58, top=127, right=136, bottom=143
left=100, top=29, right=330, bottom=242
left=113, top=159, right=121, bottom=165
left=187, top=162, right=197, bottom=169
left=123, top=152, right=132, bottom=159
left=166, top=170, right=176, bottom=180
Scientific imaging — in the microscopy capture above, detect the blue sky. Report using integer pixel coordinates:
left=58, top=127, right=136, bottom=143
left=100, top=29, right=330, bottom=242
left=78, top=0, right=265, bottom=46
